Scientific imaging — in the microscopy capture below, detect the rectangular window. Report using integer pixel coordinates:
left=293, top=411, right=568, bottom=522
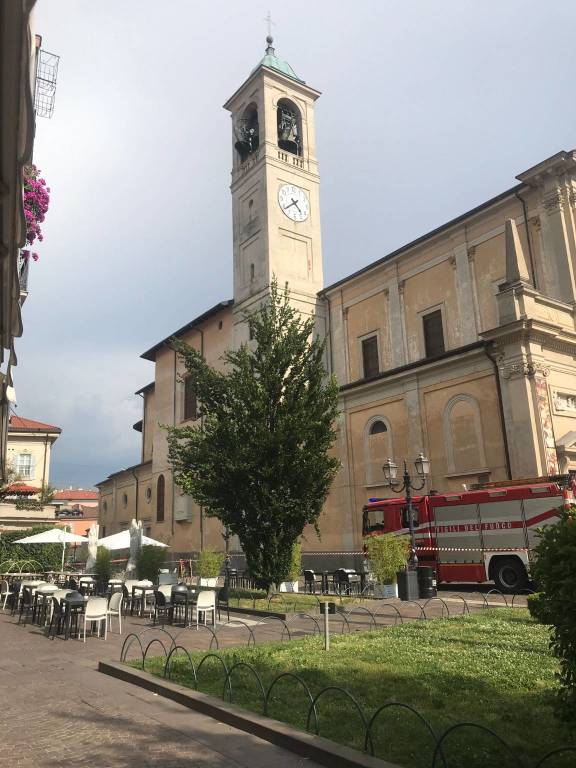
left=361, top=336, right=380, bottom=379
left=183, top=376, right=197, bottom=421
left=15, top=454, right=32, bottom=479
left=423, top=310, right=445, bottom=358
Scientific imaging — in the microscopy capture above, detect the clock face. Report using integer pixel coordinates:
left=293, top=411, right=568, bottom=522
left=278, top=184, right=310, bottom=222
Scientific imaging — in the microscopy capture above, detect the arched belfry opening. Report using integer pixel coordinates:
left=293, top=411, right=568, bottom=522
left=234, top=103, right=259, bottom=162
left=277, top=98, right=302, bottom=156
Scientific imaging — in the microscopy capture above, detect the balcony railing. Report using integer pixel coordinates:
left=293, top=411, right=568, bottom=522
left=17, top=251, right=30, bottom=294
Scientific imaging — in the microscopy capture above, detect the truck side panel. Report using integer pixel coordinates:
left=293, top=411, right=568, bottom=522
left=431, top=503, right=483, bottom=565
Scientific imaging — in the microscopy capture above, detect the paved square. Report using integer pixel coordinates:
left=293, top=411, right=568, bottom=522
left=0, top=610, right=320, bottom=768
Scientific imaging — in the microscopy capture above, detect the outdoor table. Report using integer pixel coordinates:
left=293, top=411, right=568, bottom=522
left=61, top=591, right=87, bottom=640
left=131, top=584, right=155, bottom=617
left=78, top=577, right=96, bottom=596
left=170, top=586, right=221, bottom=627
left=33, top=584, right=58, bottom=625
left=321, top=571, right=333, bottom=594
left=170, top=588, right=196, bottom=626
left=21, top=579, right=45, bottom=589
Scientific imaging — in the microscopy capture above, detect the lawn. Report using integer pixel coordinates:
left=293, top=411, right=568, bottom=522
left=136, top=609, right=576, bottom=767
left=229, top=588, right=357, bottom=613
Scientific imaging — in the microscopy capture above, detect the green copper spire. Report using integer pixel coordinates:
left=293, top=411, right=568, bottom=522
left=255, top=35, right=305, bottom=84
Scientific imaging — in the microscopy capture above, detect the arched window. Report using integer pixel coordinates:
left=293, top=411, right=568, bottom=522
left=443, top=395, right=486, bottom=474
left=277, top=98, right=302, bottom=156
left=364, top=417, right=393, bottom=486
left=234, top=103, right=259, bottom=162
left=156, top=474, right=165, bottom=522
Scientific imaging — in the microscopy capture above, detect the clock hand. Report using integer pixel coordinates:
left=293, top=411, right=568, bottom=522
left=283, top=201, right=297, bottom=210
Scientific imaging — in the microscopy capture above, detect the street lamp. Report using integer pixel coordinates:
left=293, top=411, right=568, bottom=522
left=383, top=454, right=430, bottom=569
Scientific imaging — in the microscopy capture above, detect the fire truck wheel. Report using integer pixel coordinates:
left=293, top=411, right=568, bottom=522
left=492, top=557, right=528, bottom=592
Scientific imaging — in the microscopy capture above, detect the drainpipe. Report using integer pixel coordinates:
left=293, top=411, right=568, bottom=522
left=137, top=391, right=145, bottom=464
left=485, top=344, right=512, bottom=480
left=130, top=467, right=139, bottom=522
left=172, top=347, right=177, bottom=537
left=195, top=329, right=205, bottom=552
left=41, top=434, right=48, bottom=488
left=323, top=293, right=334, bottom=376
left=515, top=190, right=537, bottom=289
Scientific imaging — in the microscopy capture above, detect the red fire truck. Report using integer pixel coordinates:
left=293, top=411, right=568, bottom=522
left=362, top=477, right=571, bottom=591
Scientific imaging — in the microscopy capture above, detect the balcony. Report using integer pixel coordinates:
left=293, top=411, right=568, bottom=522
left=17, top=251, right=29, bottom=298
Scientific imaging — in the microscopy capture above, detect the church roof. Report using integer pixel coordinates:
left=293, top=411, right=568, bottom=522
left=140, top=300, right=233, bottom=362
left=254, top=37, right=304, bottom=84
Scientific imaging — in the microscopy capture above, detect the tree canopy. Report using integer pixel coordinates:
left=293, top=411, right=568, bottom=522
left=166, top=281, right=340, bottom=590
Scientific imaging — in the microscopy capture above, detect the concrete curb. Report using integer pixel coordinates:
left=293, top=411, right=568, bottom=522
left=229, top=606, right=290, bottom=619
left=98, top=660, right=400, bottom=768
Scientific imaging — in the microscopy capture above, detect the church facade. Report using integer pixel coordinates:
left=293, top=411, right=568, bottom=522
left=97, top=40, right=576, bottom=555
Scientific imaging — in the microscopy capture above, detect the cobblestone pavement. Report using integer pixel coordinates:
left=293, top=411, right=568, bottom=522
left=0, top=610, right=320, bottom=768
left=0, top=592, right=518, bottom=767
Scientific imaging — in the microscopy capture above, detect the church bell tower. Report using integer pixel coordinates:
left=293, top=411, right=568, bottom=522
left=224, top=35, right=324, bottom=344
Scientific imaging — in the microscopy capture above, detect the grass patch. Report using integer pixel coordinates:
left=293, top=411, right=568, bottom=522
left=229, top=589, right=356, bottom=613
left=134, top=609, right=575, bottom=767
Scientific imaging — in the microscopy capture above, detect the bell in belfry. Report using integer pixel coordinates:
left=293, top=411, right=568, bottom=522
left=234, top=107, right=259, bottom=162
left=277, top=106, right=300, bottom=155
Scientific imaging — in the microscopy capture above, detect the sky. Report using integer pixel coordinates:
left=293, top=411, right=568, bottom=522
left=19, top=0, right=576, bottom=489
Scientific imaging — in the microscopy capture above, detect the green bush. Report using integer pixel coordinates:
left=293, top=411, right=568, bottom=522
left=364, top=534, right=409, bottom=584
left=94, top=547, right=112, bottom=591
left=0, top=525, right=62, bottom=572
left=136, top=545, right=166, bottom=582
left=527, top=592, right=552, bottom=624
left=287, top=541, right=301, bottom=581
left=196, top=549, right=225, bottom=579
left=531, top=504, right=576, bottom=719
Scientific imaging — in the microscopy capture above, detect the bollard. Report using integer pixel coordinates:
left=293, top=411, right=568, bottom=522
left=323, top=601, right=330, bottom=651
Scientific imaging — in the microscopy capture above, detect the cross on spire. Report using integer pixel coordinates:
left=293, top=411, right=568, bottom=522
left=264, top=11, right=276, bottom=52
left=264, top=11, right=275, bottom=38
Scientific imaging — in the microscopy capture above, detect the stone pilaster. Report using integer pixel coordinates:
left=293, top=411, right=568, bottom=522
left=387, top=277, right=407, bottom=368
left=452, top=243, right=478, bottom=345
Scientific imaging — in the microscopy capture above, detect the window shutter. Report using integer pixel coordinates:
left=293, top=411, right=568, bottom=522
left=361, top=336, right=380, bottom=379
left=183, top=377, right=197, bottom=421
left=423, top=310, right=445, bottom=358
left=156, top=474, right=165, bottom=522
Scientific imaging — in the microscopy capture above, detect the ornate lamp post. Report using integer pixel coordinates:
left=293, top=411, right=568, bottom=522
left=383, top=453, right=430, bottom=570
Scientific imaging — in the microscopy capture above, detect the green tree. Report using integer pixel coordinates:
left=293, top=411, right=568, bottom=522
left=531, top=504, right=576, bottom=719
left=167, top=281, right=340, bottom=592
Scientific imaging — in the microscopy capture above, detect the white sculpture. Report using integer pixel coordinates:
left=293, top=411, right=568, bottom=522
left=85, top=522, right=99, bottom=571
left=127, top=518, right=143, bottom=573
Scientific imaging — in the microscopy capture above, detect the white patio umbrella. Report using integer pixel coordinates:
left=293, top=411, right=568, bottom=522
left=96, top=529, right=168, bottom=550
left=15, top=527, right=89, bottom=571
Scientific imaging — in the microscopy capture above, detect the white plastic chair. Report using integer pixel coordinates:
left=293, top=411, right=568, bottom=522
left=82, top=597, right=108, bottom=642
left=196, top=589, right=216, bottom=628
left=0, top=580, right=9, bottom=610
left=106, top=591, right=123, bottom=634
